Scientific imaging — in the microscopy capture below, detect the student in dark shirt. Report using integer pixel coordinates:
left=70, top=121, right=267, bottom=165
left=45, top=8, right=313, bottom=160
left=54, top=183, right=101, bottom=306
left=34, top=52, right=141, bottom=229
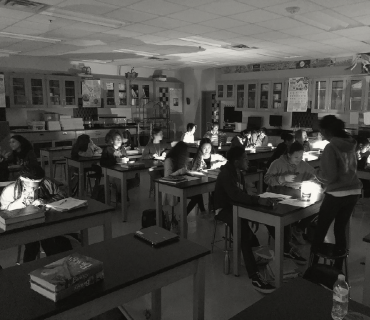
left=231, top=129, right=253, bottom=148
left=295, top=129, right=311, bottom=152
left=142, top=127, right=170, bottom=160
left=266, top=133, right=294, bottom=168
left=214, top=146, right=276, bottom=294
left=121, top=129, right=133, bottom=150
left=6, top=135, right=38, bottom=167
left=356, top=137, right=370, bottom=197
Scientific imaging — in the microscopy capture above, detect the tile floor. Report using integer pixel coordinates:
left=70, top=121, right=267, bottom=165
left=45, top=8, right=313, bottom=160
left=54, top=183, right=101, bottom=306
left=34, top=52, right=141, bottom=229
left=1, top=169, right=369, bottom=320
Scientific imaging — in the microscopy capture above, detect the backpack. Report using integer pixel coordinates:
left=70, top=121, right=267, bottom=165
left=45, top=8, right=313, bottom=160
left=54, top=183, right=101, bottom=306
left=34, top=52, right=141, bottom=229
left=141, top=209, right=170, bottom=230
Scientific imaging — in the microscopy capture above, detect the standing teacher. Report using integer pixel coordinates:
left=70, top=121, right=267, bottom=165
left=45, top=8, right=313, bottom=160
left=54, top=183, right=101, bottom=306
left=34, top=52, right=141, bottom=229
left=311, top=115, right=362, bottom=270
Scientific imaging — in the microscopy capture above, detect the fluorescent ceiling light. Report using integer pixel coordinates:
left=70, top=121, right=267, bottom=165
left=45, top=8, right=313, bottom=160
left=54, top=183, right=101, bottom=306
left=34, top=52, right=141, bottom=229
left=294, top=11, right=352, bottom=31
left=40, top=7, right=125, bottom=28
left=0, top=32, right=60, bottom=43
left=81, top=60, right=111, bottom=64
left=284, top=55, right=302, bottom=59
left=0, top=49, right=20, bottom=54
left=189, top=60, right=209, bottom=63
left=113, top=49, right=160, bottom=57
left=179, top=36, right=230, bottom=47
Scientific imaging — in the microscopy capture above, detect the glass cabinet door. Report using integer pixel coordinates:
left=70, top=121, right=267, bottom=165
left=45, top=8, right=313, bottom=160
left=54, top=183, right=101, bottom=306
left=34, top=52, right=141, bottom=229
left=272, top=82, right=283, bottom=109
left=329, top=79, right=345, bottom=111
left=131, top=84, right=139, bottom=106
left=313, top=79, right=328, bottom=111
left=105, top=82, right=116, bottom=106
left=64, top=80, right=77, bottom=107
left=259, top=82, right=269, bottom=109
left=118, top=81, right=127, bottom=106
left=141, top=84, right=150, bottom=105
left=30, top=77, right=45, bottom=106
left=236, top=84, right=244, bottom=109
left=217, top=84, right=224, bottom=99
left=48, top=79, right=61, bottom=106
left=226, top=84, right=234, bottom=99
left=349, top=79, right=363, bottom=111
left=11, top=77, right=27, bottom=107
left=246, top=83, right=257, bottom=109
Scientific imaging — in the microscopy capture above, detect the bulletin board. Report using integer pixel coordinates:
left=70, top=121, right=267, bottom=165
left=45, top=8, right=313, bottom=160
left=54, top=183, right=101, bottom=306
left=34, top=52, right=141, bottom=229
left=82, top=80, right=101, bottom=107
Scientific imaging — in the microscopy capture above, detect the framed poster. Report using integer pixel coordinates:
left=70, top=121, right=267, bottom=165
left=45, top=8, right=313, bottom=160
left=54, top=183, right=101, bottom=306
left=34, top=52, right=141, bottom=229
left=82, top=80, right=101, bottom=107
left=169, top=88, right=182, bottom=113
left=287, top=77, right=309, bottom=112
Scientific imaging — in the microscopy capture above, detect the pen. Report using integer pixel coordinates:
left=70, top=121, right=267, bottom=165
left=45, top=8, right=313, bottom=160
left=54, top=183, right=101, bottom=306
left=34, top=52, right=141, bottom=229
left=60, top=199, right=67, bottom=205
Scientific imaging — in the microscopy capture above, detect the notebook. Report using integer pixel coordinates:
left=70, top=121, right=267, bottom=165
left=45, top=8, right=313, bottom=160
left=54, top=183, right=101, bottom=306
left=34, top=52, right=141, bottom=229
left=46, top=198, right=88, bottom=212
left=135, top=226, right=179, bottom=247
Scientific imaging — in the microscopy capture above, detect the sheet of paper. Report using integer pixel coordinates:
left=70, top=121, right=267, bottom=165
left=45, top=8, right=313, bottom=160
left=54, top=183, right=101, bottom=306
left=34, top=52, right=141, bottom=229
left=184, top=176, right=200, bottom=181
left=350, top=112, right=359, bottom=125
left=364, top=112, right=370, bottom=125
left=279, top=199, right=313, bottom=207
left=258, top=192, right=292, bottom=199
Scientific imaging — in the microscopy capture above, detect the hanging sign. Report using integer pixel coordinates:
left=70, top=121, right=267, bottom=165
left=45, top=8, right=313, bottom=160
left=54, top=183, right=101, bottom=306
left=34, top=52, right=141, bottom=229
left=287, top=77, right=309, bottom=112
left=82, top=80, right=101, bottom=107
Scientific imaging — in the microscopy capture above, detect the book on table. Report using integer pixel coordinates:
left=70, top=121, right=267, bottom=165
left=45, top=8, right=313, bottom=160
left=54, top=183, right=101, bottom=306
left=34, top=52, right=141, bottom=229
left=29, top=253, right=104, bottom=301
left=0, top=217, right=45, bottom=231
left=46, top=198, right=88, bottom=212
left=120, top=162, right=145, bottom=168
left=158, top=175, right=187, bottom=184
left=0, top=205, right=46, bottom=225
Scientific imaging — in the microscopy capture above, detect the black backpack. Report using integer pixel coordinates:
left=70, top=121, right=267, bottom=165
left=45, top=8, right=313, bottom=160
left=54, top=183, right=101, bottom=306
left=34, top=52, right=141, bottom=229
left=141, top=209, right=170, bottom=230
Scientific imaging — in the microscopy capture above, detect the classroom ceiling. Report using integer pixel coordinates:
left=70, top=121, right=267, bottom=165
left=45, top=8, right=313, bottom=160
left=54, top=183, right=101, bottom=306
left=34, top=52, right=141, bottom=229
left=1, top=0, right=370, bottom=69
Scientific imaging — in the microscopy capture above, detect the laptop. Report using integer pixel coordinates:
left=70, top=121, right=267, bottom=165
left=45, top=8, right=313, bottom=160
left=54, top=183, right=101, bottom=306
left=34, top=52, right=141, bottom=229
left=135, top=226, right=179, bottom=247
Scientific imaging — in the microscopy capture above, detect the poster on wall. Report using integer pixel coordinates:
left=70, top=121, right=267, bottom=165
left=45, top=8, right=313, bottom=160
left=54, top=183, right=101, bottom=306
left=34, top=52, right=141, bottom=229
left=0, top=74, right=5, bottom=108
left=169, top=88, right=182, bottom=113
left=287, top=77, right=309, bottom=112
left=82, top=80, right=101, bottom=107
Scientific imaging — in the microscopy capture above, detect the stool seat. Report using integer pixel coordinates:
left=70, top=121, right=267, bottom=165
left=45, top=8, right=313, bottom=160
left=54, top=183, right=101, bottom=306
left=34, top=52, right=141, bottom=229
left=312, top=243, right=348, bottom=259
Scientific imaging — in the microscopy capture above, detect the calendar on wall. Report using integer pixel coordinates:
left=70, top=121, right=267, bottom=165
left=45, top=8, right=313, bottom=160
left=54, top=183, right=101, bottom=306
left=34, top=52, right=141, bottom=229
left=287, top=77, right=309, bottom=112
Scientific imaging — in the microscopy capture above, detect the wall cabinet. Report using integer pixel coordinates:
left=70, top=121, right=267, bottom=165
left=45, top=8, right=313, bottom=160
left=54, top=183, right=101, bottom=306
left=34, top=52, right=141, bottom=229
left=101, top=79, right=128, bottom=108
left=129, top=79, right=153, bottom=106
left=46, top=76, right=79, bottom=107
left=216, top=82, right=234, bottom=101
left=9, top=74, right=48, bottom=108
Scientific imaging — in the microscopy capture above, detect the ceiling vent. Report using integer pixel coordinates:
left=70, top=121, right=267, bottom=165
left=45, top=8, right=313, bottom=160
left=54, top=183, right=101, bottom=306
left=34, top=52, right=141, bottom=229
left=147, top=56, right=169, bottom=61
left=0, top=0, right=49, bottom=13
left=223, top=44, right=258, bottom=51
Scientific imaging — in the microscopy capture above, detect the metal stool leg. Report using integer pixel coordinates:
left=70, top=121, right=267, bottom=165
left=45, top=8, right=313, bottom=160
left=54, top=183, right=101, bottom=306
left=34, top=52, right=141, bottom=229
left=211, top=218, right=218, bottom=253
left=16, top=245, right=22, bottom=265
left=224, top=224, right=231, bottom=275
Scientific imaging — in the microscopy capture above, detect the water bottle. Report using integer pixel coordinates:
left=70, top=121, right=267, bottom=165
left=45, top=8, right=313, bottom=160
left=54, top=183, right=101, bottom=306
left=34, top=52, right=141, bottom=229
left=331, top=274, right=349, bottom=320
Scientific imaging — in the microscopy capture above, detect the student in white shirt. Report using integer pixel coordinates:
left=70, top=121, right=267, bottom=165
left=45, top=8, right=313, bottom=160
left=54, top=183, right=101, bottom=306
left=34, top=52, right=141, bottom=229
left=181, top=123, right=196, bottom=144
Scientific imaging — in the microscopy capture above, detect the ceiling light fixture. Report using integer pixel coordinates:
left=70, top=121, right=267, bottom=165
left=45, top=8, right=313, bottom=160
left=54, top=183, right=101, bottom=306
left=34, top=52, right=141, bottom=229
left=0, top=49, right=20, bottom=54
left=179, top=36, right=230, bottom=47
left=81, top=60, right=111, bottom=64
left=40, top=7, right=125, bottom=28
left=286, top=6, right=300, bottom=14
left=0, top=32, right=61, bottom=43
left=113, top=49, right=160, bottom=57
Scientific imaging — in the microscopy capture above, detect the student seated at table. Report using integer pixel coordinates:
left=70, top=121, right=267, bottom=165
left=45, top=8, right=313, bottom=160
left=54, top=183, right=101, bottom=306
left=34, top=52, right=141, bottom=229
left=163, top=142, right=206, bottom=223
left=231, top=129, right=253, bottom=148
left=214, top=146, right=275, bottom=293
left=191, top=138, right=227, bottom=171
left=2, top=135, right=38, bottom=168
left=265, top=142, right=319, bottom=254
left=181, top=123, right=197, bottom=144
left=100, top=129, right=139, bottom=201
left=121, top=129, right=133, bottom=150
left=255, top=128, right=269, bottom=147
left=0, top=149, right=10, bottom=182
left=0, top=165, right=75, bottom=262
left=356, top=137, right=370, bottom=170
left=295, top=129, right=311, bottom=152
left=203, top=124, right=226, bottom=146
left=142, top=127, right=170, bottom=160
left=266, top=133, right=294, bottom=168
left=71, top=134, right=102, bottom=158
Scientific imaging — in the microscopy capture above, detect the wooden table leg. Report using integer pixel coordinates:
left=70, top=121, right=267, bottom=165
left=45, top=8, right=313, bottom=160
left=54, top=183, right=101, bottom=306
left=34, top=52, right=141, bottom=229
left=233, top=206, right=241, bottom=277
left=275, top=221, right=284, bottom=288
left=81, top=229, right=89, bottom=246
left=151, top=289, right=161, bottom=320
left=156, top=183, right=163, bottom=228
left=78, top=163, right=84, bottom=198
left=179, top=191, right=187, bottom=238
left=121, top=173, right=127, bottom=222
left=103, top=211, right=112, bottom=241
left=66, top=160, right=72, bottom=196
left=103, top=168, right=111, bottom=206
left=193, top=257, right=205, bottom=320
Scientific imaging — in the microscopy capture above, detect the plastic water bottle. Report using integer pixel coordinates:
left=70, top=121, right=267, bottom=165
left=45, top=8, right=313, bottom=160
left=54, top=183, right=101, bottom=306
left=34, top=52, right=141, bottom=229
left=331, top=274, right=349, bottom=320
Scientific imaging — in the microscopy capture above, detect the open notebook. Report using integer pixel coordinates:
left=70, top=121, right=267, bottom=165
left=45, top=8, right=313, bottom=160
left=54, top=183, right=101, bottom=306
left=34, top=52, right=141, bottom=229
left=46, top=198, right=87, bottom=212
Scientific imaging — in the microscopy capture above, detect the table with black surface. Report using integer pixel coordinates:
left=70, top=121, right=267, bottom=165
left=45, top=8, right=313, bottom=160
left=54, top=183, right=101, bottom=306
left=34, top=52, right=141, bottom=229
left=101, top=160, right=155, bottom=221
left=363, top=232, right=370, bottom=305
left=229, top=278, right=370, bottom=320
left=0, top=233, right=209, bottom=320
left=0, top=199, right=113, bottom=252
left=233, top=187, right=322, bottom=287
left=155, top=176, right=217, bottom=238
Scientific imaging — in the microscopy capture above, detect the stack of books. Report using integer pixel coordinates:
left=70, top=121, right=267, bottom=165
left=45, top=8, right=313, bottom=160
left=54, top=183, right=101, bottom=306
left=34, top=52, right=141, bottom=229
left=46, top=198, right=88, bottom=212
left=29, top=253, right=104, bottom=302
left=120, top=162, right=145, bottom=169
left=158, top=175, right=187, bottom=184
left=0, top=206, right=46, bottom=231
left=60, top=117, right=84, bottom=130
left=255, top=146, right=272, bottom=152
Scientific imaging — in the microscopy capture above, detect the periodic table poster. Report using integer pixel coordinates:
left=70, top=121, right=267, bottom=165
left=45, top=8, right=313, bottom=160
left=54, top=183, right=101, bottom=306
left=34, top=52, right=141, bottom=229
left=287, top=77, right=309, bottom=112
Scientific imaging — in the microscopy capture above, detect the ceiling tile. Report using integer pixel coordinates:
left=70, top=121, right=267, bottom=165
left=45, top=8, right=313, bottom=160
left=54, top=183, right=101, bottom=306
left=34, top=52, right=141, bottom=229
left=200, top=17, right=245, bottom=29
left=144, top=17, right=190, bottom=28
left=300, top=32, right=343, bottom=41
left=256, top=17, right=307, bottom=30
left=128, top=0, right=187, bottom=15
left=229, top=9, right=282, bottom=23
left=5, top=41, right=53, bottom=52
left=31, top=0, right=65, bottom=4
left=0, top=38, right=22, bottom=49
left=123, top=23, right=164, bottom=33
left=42, top=28, right=95, bottom=39
left=58, top=1, right=119, bottom=15
left=150, top=29, right=191, bottom=39
left=155, top=39, right=199, bottom=46
left=354, top=14, right=370, bottom=25
left=104, top=28, right=142, bottom=38
left=236, top=0, right=290, bottom=9
left=168, top=9, right=220, bottom=23
left=228, top=36, right=267, bottom=45
left=25, top=16, right=74, bottom=30
left=251, top=31, right=290, bottom=40
left=166, top=0, right=218, bottom=7
left=227, top=24, right=271, bottom=36
left=197, top=1, right=256, bottom=16
left=0, top=8, right=34, bottom=19
left=104, top=8, right=158, bottom=23
left=64, top=22, right=114, bottom=33
left=281, top=25, right=326, bottom=36
left=333, top=2, right=370, bottom=17
left=264, top=0, right=325, bottom=16
left=310, top=0, right=368, bottom=8
left=96, top=0, right=142, bottom=6
left=0, top=17, right=18, bottom=28
left=333, top=26, right=370, bottom=37
left=201, top=30, right=241, bottom=40
left=135, top=34, right=169, bottom=43
left=173, top=24, right=217, bottom=34
left=2, top=26, right=46, bottom=36
left=273, top=37, right=308, bottom=45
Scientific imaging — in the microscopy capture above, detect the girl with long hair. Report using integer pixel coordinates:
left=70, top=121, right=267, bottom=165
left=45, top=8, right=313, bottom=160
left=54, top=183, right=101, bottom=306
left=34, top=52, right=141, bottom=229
left=71, top=134, right=102, bottom=159
left=7, top=135, right=38, bottom=167
left=142, top=127, right=170, bottom=160
left=121, top=129, right=132, bottom=150
left=192, top=138, right=227, bottom=171
left=294, top=129, right=312, bottom=152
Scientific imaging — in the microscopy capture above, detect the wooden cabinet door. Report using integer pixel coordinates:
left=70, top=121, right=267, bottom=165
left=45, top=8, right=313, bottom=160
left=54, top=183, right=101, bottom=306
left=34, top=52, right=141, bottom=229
left=258, top=81, right=271, bottom=110
left=328, top=78, right=345, bottom=112
left=9, top=74, right=27, bottom=107
left=46, top=77, right=63, bottom=107
left=216, top=83, right=224, bottom=99
left=27, top=75, right=47, bottom=108
left=246, top=82, right=257, bottom=109
left=63, top=78, right=78, bottom=107
left=347, top=77, right=365, bottom=111
left=312, top=79, right=329, bottom=112
left=236, top=83, right=245, bottom=109
left=116, top=80, right=128, bottom=107
left=139, top=81, right=153, bottom=106
left=102, top=79, right=117, bottom=107
left=271, top=81, right=284, bottom=110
